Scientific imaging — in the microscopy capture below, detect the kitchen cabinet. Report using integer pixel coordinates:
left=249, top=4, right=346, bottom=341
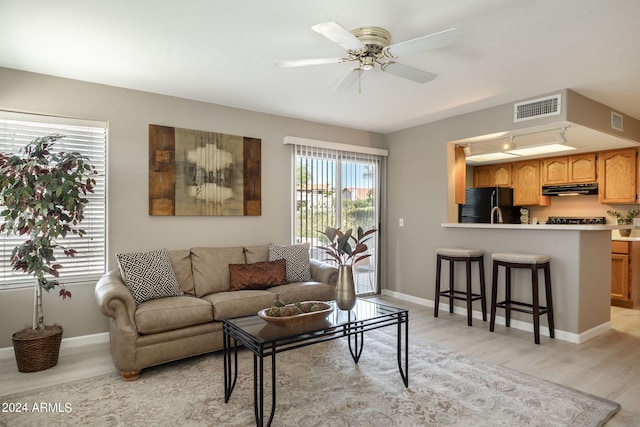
left=512, top=160, right=549, bottom=206
left=598, top=148, right=637, bottom=204
left=473, top=164, right=511, bottom=188
left=454, top=146, right=466, bottom=204
left=568, top=153, right=597, bottom=183
left=541, top=157, right=568, bottom=185
left=611, top=240, right=640, bottom=308
left=541, top=153, right=597, bottom=185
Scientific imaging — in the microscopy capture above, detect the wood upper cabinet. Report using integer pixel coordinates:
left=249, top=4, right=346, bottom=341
left=454, top=146, right=467, bottom=204
left=568, top=153, right=597, bottom=183
left=541, top=153, right=596, bottom=185
left=513, top=160, right=549, bottom=206
left=541, top=156, right=568, bottom=185
left=473, top=165, right=492, bottom=187
left=598, top=148, right=637, bottom=204
left=493, top=164, right=511, bottom=187
left=473, top=164, right=511, bottom=188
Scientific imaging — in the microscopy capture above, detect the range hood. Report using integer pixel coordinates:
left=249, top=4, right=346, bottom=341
left=541, top=183, right=598, bottom=196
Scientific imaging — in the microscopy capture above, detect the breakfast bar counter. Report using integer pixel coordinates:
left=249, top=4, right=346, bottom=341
left=440, top=223, right=629, bottom=343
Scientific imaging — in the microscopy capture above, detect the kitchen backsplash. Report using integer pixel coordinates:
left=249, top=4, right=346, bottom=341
left=526, top=195, right=640, bottom=224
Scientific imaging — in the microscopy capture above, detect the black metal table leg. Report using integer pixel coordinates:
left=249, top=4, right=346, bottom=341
left=223, top=330, right=238, bottom=402
left=346, top=311, right=364, bottom=363
left=254, top=344, right=277, bottom=427
left=397, top=312, right=409, bottom=387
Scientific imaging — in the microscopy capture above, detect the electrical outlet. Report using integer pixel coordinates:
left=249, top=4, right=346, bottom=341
left=399, top=218, right=404, bottom=227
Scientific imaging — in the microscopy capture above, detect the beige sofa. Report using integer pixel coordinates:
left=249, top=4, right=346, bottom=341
left=95, top=244, right=338, bottom=381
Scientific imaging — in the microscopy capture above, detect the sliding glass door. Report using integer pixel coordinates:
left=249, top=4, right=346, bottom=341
left=294, top=144, right=382, bottom=295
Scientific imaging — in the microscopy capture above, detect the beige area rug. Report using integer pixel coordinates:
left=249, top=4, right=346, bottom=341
left=1, top=330, right=620, bottom=427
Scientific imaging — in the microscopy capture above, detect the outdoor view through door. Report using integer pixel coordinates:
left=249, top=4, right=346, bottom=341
left=294, top=144, right=382, bottom=295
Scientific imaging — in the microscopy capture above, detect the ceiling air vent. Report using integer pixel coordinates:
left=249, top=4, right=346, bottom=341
left=611, top=111, right=624, bottom=132
left=514, top=94, right=562, bottom=122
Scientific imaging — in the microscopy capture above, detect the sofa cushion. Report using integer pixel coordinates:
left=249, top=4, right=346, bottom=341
left=135, top=295, right=214, bottom=334
left=266, top=282, right=335, bottom=305
left=242, top=245, right=269, bottom=263
left=229, top=259, right=287, bottom=291
left=168, top=249, right=195, bottom=295
left=201, top=290, right=277, bottom=321
left=268, top=242, right=312, bottom=282
left=191, top=246, right=245, bottom=296
left=116, top=248, right=183, bottom=305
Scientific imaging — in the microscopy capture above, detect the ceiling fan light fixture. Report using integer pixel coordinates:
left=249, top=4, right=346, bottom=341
left=360, top=57, right=375, bottom=71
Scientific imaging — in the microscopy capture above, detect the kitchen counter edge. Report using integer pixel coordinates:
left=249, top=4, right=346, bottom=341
left=442, top=223, right=631, bottom=231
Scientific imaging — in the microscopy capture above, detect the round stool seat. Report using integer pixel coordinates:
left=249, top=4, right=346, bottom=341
left=492, top=252, right=550, bottom=264
left=436, top=248, right=484, bottom=257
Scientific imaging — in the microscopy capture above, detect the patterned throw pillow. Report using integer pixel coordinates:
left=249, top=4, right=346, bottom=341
left=228, top=259, right=287, bottom=291
left=268, top=242, right=312, bottom=282
left=116, top=248, right=183, bottom=305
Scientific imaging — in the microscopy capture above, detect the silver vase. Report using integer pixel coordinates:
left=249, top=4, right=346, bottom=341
left=336, top=265, right=356, bottom=310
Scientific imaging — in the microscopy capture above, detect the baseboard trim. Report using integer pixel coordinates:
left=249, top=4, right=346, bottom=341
left=0, top=332, right=109, bottom=360
left=381, top=289, right=610, bottom=344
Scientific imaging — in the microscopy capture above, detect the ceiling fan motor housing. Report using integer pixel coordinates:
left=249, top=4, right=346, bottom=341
left=350, top=26, right=391, bottom=56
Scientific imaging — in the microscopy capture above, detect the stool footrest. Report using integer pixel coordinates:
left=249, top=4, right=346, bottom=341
left=495, top=300, right=550, bottom=315
left=439, top=289, right=484, bottom=302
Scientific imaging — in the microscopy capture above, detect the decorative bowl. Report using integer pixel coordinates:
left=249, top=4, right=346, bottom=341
left=257, top=301, right=333, bottom=327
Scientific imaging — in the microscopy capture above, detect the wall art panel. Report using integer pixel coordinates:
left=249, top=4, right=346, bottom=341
left=149, top=124, right=261, bottom=216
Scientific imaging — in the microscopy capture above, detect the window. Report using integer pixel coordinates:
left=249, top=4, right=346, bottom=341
left=0, top=112, right=107, bottom=288
left=287, top=137, right=387, bottom=295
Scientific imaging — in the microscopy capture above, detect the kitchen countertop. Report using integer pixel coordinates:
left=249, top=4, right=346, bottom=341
left=442, top=222, right=630, bottom=231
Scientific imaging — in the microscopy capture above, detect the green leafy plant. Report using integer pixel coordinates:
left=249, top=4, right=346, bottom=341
left=317, top=226, right=377, bottom=266
left=0, top=134, right=97, bottom=332
left=606, top=209, right=640, bottom=225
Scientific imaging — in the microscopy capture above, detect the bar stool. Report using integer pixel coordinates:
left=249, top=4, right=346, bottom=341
left=489, top=253, right=555, bottom=344
left=434, top=248, right=487, bottom=326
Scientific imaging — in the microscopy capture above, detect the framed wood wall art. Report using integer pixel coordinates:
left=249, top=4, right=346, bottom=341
left=149, top=124, right=261, bottom=216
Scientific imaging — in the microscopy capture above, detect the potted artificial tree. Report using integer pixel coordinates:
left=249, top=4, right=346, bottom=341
left=317, top=226, right=376, bottom=310
left=0, top=134, right=97, bottom=372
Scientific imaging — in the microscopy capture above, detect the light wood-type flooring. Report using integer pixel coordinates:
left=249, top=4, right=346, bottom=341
left=1, top=295, right=639, bottom=425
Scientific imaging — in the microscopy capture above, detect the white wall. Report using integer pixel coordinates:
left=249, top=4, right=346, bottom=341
left=0, top=68, right=385, bottom=348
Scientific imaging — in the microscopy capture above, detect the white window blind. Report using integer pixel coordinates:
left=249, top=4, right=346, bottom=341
left=293, top=143, right=384, bottom=295
left=0, top=112, right=107, bottom=288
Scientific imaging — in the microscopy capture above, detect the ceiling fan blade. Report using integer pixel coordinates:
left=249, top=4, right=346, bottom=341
left=333, top=68, right=361, bottom=91
left=381, top=62, right=436, bottom=83
left=275, top=57, right=347, bottom=68
left=384, top=28, right=463, bottom=58
left=312, top=21, right=365, bottom=52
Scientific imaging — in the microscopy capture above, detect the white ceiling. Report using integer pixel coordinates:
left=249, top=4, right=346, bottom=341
left=1, top=0, right=640, bottom=134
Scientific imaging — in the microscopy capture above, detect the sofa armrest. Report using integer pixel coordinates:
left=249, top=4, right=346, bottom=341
left=309, top=259, right=339, bottom=286
left=95, top=269, right=137, bottom=334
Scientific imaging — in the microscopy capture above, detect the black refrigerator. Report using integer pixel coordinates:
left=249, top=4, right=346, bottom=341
left=458, top=187, right=520, bottom=224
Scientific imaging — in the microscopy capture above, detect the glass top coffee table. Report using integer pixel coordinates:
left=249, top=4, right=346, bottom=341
left=223, top=298, right=409, bottom=427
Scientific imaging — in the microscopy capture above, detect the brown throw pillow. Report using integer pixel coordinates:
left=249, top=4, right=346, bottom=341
left=229, top=259, right=287, bottom=291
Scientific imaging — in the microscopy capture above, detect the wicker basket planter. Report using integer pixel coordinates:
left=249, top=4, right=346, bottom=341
left=12, top=325, right=63, bottom=373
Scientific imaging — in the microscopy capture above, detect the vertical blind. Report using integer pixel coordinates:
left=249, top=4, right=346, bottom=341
left=293, top=144, right=382, bottom=270
left=0, top=112, right=107, bottom=287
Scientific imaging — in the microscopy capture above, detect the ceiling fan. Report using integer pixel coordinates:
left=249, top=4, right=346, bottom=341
left=275, top=21, right=463, bottom=91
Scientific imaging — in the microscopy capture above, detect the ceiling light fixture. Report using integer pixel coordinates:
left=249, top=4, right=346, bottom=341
left=555, top=127, right=568, bottom=144
left=501, top=136, right=516, bottom=151
left=360, top=56, right=375, bottom=71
